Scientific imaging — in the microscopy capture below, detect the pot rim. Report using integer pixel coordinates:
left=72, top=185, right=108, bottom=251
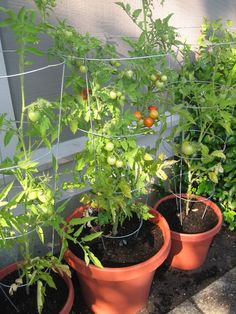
left=153, top=193, right=222, bottom=242
left=0, top=262, right=74, bottom=314
left=64, top=206, right=171, bottom=281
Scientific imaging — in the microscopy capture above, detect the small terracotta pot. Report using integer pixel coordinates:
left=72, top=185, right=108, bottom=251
left=64, top=206, right=171, bottom=314
left=154, top=193, right=223, bottom=270
left=0, top=262, right=74, bottom=314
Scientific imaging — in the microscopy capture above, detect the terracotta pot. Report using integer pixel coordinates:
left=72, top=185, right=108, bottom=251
left=64, top=205, right=171, bottom=314
left=153, top=193, right=223, bottom=270
left=0, top=262, right=74, bottom=314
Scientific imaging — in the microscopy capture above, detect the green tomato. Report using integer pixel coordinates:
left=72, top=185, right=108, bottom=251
left=28, top=190, right=38, bottom=201
left=116, top=160, right=124, bottom=168
left=150, top=74, right=157, bottom=81
left=161, top=75, right=167, bottom=82
left=28, top=110, right=41, bottom=122
left=109, top=91, right=117, bottom=99
left=125, top=70, right=134, bottom=79
left=37, top=190, right=47, bottom=203
left=181, top=141, right=195, bottom=156
left=117, top=91, right=122, bottom=97
left=120, top=95, right=125, bottom=101
left=107, top=156, right=116, bottom=165
left=46, top=189, right=53, bottom=201
left=79, top=65, right=88, bottom=73
left=115, top=62, right=121, bottom=67
left=155, top=81, right=164, bottom=88
left=64, top=30, right=73, bottom=38
left=203, top=135, right=211, bottom=144
left=105, top=142, right=114, bottom=152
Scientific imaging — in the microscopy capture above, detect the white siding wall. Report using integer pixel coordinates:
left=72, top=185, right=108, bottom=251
left=0, top=0, right=236, bottom=128
left=2, top=0, right=236, bottom=44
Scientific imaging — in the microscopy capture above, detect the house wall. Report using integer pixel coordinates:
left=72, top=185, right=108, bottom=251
left=0, top=0, right=236, bottom=126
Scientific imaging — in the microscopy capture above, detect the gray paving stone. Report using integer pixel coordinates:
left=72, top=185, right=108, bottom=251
left=191, top=267, right=236, bottom=314
left=169, top=267, right=236, bottom=314
left=168, top=300, right=201, bottom=314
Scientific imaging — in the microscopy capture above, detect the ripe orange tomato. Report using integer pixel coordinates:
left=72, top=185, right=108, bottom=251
left=143, top=117, right=154, bottom=128
left=133, top=111, right=142, bottom=120
left=149, top=110, right=158, bottom=119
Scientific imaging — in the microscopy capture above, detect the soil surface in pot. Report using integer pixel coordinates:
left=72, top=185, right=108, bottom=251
left=0, top=271, right=68, bottom=314
left=157, top=197, right=218, bottom=233
left=68, top=217, right=164, bottom=267
left=70, top=225, right=236, bottom=314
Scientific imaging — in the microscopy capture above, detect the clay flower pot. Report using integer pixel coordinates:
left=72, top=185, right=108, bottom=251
left=64, top=205, right=171, bottom=314
left=0, top=263, right=74, bottom=314
left=154, top=193, right=223, bottom=270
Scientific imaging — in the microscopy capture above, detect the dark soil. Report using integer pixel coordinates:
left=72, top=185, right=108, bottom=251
left=157, top=197, right=218, bottom=233
left=70, top=224, right=236, bottom=314
left=69, top=218, right=164, bottom=267
left=0, top=272, right=68, bottom=314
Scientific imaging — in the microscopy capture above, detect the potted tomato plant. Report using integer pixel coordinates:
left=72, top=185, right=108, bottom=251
left=53, top=1, right=182, bottom=313
left=0, top=2, right=77, bottom=313
left=154, top=22, right=236, bottom=269
left=62, top=86, right=175, bottom=313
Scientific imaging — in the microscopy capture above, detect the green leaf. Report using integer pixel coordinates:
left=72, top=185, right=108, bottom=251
left=211, top=150, right=226, bottom=160
left=88, top=251, right=103, bottom=268
left=208, top=171, right=218, bottom=183
left=132, top=9, right=142, bottom=19
left=75, top=157, right=85, bottom=171
left=52, top=154, right=58, bottom=173
left=36, top=225, right=44, bottom=243
left=84, top=250, right=90, bottom=266
left=4, top=129, right=14, bottom=146
left=69, top=120, right=78, bottom=134
left=70, top=216, right=96, bottom=226
left=156, top=169, right=167, bottom=180
left=40, top=273, right=56, bottom=289
left=74, top=225, right=84, bottom=237
left=118, top=180, right=132, bottom=198
left=37, top=280, right=45, bottom=314
left=0, top=18, right=12, bottom=27
left=0, top=181, right=14, bottom=202
left=82, top=231, right=103, bottom=242
left=25, top=47, right=44, bottom=56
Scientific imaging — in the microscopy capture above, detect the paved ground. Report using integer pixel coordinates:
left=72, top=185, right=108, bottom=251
left=168, top=267, right=236, bottom=314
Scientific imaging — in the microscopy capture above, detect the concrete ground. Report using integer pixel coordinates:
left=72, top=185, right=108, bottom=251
left=168, top=267, right=236, bottom=314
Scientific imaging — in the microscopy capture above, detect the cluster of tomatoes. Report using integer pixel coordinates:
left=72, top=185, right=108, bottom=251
left=104, top=142, right=124, bottom=167
left=133, top=105, right=159, bottom=128
left=150, top=71, right=168, bottom=89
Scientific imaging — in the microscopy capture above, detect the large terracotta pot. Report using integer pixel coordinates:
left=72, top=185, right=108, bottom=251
left=0, top=262, right=74, bottom=314
left=64, top=206, right=171, bottom=314
left=153, top=193, right=223, bottom=270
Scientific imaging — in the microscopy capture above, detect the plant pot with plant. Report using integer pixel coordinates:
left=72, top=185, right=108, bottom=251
left=63, top=105, right=176, bottom=314
left=0, top=2, right=82, bottom=313
left=54, top=1, right=184, bottom=312
left=154, top=46, right=236, bottom=269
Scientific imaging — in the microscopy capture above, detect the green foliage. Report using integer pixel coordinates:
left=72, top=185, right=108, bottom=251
left=0, top=2, right=103, bottom=312
left=165, top=18, right=236, bottom=218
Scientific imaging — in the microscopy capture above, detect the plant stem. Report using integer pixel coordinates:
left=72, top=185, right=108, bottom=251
left=142, top=0, right=148, bottom=41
